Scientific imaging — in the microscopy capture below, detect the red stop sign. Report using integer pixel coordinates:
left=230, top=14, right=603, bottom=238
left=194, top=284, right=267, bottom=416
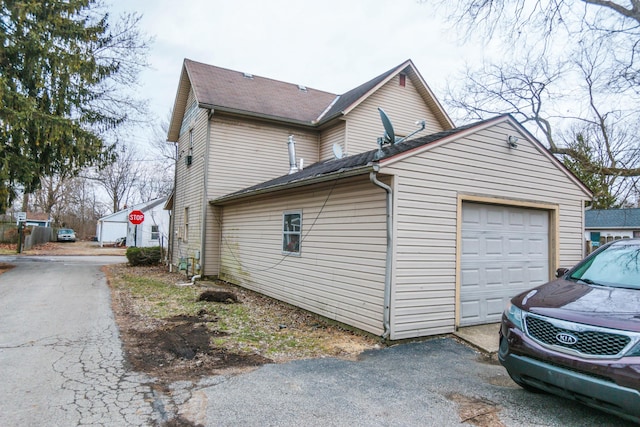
left=129, top=210, right=144, bottom=224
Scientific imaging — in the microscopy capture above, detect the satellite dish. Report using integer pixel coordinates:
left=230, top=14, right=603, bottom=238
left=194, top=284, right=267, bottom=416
left=378, top=107, right=396, bottom=144
left=332, top=143, right=344, bottom=159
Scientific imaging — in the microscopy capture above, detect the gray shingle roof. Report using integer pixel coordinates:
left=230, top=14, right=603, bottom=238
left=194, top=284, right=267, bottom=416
left=319, top=63, right=403, bottom=121
left=585, top=209, right=640, bottom=228
left=185, top=59, right=337, bottom=124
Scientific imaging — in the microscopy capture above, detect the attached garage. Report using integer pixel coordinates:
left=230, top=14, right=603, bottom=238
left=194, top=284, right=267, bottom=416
left=459, top=202, right=551, bottom=326
left=214, top=115, right=592, bottom=341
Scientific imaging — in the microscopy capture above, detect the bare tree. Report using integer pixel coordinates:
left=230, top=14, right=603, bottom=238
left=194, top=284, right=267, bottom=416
left=88, top=143, right=142, bottom=213
left=32, top=172, right=73, bottom=223
left=428, top=0, right=640, bottom=206
left=150, top=111, right=178, bottom=165
left=136, top=111, right=177, bottom=202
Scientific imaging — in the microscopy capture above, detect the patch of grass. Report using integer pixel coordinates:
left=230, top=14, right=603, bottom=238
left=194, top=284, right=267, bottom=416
left=105, top=264, right=379, bottom=361
left=0, top=243, right=17, bottom=255
left=119, top=274, right=207, bottom=318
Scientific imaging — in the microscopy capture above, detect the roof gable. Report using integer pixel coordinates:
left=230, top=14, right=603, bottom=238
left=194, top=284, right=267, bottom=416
left=167, top=59, right=453, bottom=142
left=586, top=209, right=640, bottom=228
left=320, top=60, right=453, bottom=130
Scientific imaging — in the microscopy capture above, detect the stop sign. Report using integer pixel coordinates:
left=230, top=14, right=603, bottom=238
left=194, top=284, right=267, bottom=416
left=129, top=210, right=144, bottom=224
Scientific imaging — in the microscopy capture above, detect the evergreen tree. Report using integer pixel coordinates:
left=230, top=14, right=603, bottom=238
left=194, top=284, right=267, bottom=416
left=562, top=134, right=618, bottom=209
left=0, top=0, right=149, bottom=213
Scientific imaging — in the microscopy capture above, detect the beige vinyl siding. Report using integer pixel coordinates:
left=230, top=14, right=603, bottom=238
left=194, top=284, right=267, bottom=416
left=207, top=116, right=320, bottom=198
left=202, top=205, right=221, bottom=276
left=383, top=121, right=589, bottom=340
left=319, top=122, right=346, bottom=161
left=171, top=88, right=209, bottom=266
left=217, top=176, right=387, bottom=335
left=344, top=75, right=446, bottom=156
left=201, top=116, right=320, bottom=276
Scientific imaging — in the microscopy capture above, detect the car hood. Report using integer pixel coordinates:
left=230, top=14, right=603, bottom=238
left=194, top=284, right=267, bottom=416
left=515, top=279, right=640, bottom=332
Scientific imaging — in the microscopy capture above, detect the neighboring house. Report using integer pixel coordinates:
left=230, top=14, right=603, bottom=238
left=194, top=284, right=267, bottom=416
left=24, top=212, right=52, bottom=227
left=585, top=208, right=640, bottom=246
left=96, top=197, right=170, bottom=249
left=167, top=59, right=592, bottom=340
left=96, top=209, right=128, bottom=246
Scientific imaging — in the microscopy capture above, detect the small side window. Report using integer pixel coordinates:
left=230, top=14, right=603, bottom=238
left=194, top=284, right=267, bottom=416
left=282, top=211, right=301, bottom=254
left=151, top=225, right=159, bottom=240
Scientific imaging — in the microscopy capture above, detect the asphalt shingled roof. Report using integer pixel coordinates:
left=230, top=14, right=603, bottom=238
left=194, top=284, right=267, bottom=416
left=585, top=208, right=640, bottom=228
left=185, top=59, right=337, bottom=124
left=184, top=59, right=410, bottom=125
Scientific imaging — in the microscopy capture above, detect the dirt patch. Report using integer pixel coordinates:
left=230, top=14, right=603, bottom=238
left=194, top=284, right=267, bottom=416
left=106, top=263, right=381, bottom=385
left=446, top=392, right=504, bottom=427
left=0, top=262, right=14, bottom=274
left=123, top=321, right=271, bottom=382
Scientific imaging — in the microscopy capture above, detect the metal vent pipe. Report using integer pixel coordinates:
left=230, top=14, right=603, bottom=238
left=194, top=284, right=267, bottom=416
left=288, top=135, right=299, bottom=174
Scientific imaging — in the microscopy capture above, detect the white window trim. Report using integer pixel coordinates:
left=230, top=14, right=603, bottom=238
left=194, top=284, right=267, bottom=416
left=282, top=210, right=302, bottom=256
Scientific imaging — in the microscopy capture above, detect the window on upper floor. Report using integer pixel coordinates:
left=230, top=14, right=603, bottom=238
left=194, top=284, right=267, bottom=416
left=282, top=211, right=301, bottom=255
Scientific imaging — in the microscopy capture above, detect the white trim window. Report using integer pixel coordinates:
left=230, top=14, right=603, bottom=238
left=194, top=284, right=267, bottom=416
left=151, top=225, right=159, bottom=240
left=282, top=210, right=301, bottom=254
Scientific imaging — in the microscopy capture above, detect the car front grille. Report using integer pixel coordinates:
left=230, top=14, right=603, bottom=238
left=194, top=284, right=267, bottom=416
left=525, top=315, right=631, bottom=357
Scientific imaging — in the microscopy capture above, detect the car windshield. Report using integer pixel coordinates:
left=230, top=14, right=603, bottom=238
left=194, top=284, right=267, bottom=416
left=569, top=242, right=640, bottom=289
left=59, top=229, right=73, bottom=234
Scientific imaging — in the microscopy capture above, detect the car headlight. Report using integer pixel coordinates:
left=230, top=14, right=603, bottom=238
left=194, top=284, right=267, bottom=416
left=505, top=302, right=524, bottom=331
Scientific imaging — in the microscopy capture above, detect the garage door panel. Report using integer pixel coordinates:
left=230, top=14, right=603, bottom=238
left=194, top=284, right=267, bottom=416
left=462, top=237, right=480, bottom=256
left=486, top=298, right=505, bottom=317
left=485, top=238, right=503, bottom=255
left=485, top=268, right=502, bottom=286
left=529, top=239, right=546, bottom=255
left=461, top=300, right=480, bottom=323
left=461, top=203, right=549, bottom=326
left=507, top=238, right=524, bottom=255
left=508, top=212, right=525, bottom=227
left=487, top=209, right=504, bottom=225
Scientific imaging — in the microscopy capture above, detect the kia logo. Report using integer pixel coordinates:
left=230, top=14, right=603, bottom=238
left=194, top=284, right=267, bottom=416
left=556, top=332, right=578, bottom=345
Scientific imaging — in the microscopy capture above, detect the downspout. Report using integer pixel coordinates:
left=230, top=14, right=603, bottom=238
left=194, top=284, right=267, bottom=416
left=168, top=132, right=179, bottom=272
left=193, top=108, right=213, bottom=283
left=370, top=164, right=392, bottom=340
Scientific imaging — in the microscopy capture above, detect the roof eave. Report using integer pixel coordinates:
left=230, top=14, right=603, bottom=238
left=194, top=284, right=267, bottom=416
left=585, top=226, right=639, bottom=229
left=167, top=61, right=192, bottom=142
left=203, top=104, right=317, bottom=128
left=210, top=165, right=375, bottom=205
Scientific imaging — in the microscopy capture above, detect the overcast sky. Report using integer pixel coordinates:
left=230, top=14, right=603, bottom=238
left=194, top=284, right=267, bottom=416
left=108, top=0, right=487, bottom=147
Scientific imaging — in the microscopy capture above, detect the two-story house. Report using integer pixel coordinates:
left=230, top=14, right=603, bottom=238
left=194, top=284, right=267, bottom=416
left=166, top=59, right=592, bottom=340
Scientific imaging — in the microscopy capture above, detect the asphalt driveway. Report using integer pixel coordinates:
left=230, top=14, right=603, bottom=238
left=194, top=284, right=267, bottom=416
left=0, top=254, right=635, bottom=426
left=185, top=337, right=634, bottom=427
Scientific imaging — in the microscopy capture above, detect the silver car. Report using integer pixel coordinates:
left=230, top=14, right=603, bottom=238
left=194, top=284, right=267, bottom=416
left=57, top=228, right=76, bottom=242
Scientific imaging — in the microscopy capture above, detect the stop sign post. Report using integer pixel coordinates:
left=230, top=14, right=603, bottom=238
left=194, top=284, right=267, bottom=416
left=129, top=210, right=144, bottom=225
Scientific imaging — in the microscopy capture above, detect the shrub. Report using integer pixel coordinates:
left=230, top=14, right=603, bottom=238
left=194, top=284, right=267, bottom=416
left=126, top=246, right=162, bottom=266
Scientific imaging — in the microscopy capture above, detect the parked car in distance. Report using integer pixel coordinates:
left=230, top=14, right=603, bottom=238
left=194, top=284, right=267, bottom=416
left=57, top=228, right=76, bottom=242
left=499, top=238, right=640, bottom=424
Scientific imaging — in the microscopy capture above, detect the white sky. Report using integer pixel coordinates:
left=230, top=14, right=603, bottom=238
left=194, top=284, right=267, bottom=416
left=108, top=0, right=487, bottom=147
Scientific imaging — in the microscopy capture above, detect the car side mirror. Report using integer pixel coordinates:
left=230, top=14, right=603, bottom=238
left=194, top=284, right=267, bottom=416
left=556, top=267, right=570, bottom=278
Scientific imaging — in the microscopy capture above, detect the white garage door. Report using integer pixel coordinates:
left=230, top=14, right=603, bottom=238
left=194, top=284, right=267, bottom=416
left=460, top=202, right=549, bottom=326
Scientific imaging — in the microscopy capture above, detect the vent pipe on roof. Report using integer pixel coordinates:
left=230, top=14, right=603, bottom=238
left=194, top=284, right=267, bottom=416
left=288, top=135, right=299, bottom=174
